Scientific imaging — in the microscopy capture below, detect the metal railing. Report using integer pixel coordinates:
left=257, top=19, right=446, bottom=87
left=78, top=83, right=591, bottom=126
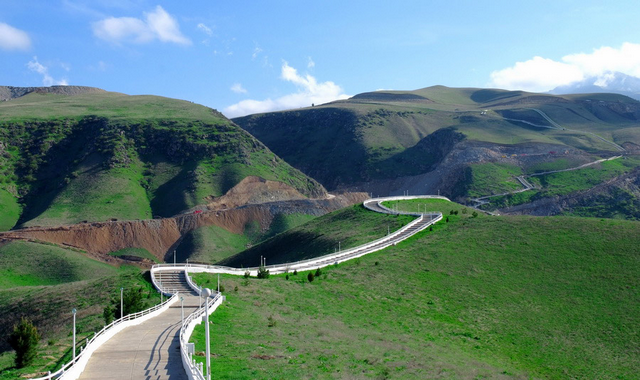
left=32, top=294, right=178, bottom=380
left=179, top=293, right=223, bottom=380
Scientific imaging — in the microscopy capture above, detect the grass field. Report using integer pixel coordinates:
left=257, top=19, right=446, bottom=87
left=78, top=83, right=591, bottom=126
left=190, top=199, right=639, bottom=379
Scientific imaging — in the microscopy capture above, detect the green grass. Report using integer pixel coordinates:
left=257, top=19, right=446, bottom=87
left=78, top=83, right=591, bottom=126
left=0, top=187, right=20, bottom=231
left=218, top=205, right=414, bottom=268
left=0, top=241, right=117, bottom=288
left=465, top=163, right=522, bottom=198
left=190, top=200, right=639, bottom=379
left=0, top=92, right=228, bottom=123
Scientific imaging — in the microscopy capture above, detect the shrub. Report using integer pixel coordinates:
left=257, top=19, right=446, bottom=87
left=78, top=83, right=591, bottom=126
left=257, top=266, right=270, bottom=279
left=315, top=268, right=322, bottom=277
left=243, top=271, right=250, bottom=279
left=293, top=270, right=298, bottom=276
left=461, top=208, right=468, bottom=214
left=285, top=274, right=289, bottom=280
left=472, top=211, right=478, bottom=218
left=307, top=272, right=314, bottom=282
left=454, top=210, right=459, bottom=215
left=8, top=317, right=40, bottom=368
left=268, top=315, right=277, bottom=328
left=103, top=304, right=115, bottom=325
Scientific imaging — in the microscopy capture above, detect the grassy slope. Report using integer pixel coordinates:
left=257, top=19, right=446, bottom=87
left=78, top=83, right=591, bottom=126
left=218, top=205, right=414, bottom=268
left=486, top=157, right=640, bottom=218
left=0, top=91, right=325, bottom=227
left=0, top=241, right=116, bottom=288
left=192, top=199, right=639, bottom=379
left=0, top=188, right=19, bottom=231
left=0, top=240, right=161, bottom=378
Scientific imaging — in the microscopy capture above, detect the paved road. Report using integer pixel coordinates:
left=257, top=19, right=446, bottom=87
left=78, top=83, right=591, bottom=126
left=77, top=295, right=201, bottom=380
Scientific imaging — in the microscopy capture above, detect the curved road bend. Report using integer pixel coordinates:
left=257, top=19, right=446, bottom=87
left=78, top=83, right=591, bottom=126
left=77, top=295, right=201, bottom=380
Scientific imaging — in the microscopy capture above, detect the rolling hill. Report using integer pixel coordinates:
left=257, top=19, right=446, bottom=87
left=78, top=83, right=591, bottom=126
left=233, top=86, right=640, bottom=218
left=0, top=87, right=326, bottom=231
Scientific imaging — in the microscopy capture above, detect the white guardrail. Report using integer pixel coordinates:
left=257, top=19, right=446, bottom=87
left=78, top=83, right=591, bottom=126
left=31, top=294, right=179, bottom=380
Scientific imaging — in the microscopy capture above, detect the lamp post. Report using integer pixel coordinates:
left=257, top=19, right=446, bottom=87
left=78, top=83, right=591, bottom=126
left=120, top=288, right=123, bottom=320
left=180, top=296, right=184, bottom=326
left=72, top=308, right=77, bottom=361
left=201, top=288, right=212, bottom=380
left=174, top=250, right=176, bottom=266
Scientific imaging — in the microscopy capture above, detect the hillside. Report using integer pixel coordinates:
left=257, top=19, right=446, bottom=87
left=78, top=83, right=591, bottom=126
left=233, top=86, right=640, bottom=218
left=192, top=199, right=640, bottom=379
left=0, top=88, right=326, bottom=231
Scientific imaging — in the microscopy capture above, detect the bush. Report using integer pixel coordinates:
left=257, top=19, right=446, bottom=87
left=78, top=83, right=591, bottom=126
left=315, top=268, right=322, bottom=277
left=8, top=317, right=40, bottom=368
left=244, top=271, right=250, bottom=279
left=472, top=211, right=478, bottom=218
left=293, top=269, right=298, bottom=276
left=257, top=266, right=270, bottom=279
left=285, top=274, right=289, bottom=280
left=307, top=272, right=314, bottom=282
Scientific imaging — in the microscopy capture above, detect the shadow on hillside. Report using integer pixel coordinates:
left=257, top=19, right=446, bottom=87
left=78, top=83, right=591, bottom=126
left=218, top=231, right=339, bottom=268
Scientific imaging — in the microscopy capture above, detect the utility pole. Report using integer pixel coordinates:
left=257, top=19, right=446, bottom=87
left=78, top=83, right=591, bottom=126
left=120, top=288, right=123, bottom=320
left=72, top=308, right=77, bottom=361
left=202, top=288, right=212, bottom=380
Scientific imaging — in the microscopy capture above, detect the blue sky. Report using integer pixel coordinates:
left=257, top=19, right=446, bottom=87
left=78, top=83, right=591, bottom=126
left=1, top=0, right=639, bottom=117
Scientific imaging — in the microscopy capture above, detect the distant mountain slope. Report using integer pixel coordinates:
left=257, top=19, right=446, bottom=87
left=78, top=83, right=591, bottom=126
left=0, top=88, right=326, bottom=230
left=550, top=72, right=640, bottom=100
left=233, top=86, right=640, bottom=218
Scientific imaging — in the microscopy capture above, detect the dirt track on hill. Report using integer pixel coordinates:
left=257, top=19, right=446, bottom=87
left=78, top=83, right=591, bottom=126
left=0, top=193, right=367, bottom=264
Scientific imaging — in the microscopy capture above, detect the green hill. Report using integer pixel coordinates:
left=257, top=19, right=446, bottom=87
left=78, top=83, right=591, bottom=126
left=0, top=89, right=326, bottom=230
left=233, top=86, right=640, bottom=218
left=192, top=199, right=640, bottom=379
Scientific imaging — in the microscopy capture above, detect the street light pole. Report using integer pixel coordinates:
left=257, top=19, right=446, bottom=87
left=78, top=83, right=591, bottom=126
left=72, top=308, right=77, bottom=362
left=120, top=288, right=123, bottom=320
left=180, top=296, right=184, bottom=326
left=202, top=288, right=212, bottom=380
left=174, top=250, right=176, bottom=265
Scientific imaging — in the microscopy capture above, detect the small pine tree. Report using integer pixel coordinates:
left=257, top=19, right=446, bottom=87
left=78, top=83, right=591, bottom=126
left=103, top=304, right=114, bottom=325
left=307, top=272, right=315, bottom=282
left=315, top=268, right=322, bottom=277
left=8, top=317, right=40, bottom=368
left=244, top=270, right=250, bottom=279
left=293, top=269, right=298, bottom=276
left=257, top=266, right=270, bottom=279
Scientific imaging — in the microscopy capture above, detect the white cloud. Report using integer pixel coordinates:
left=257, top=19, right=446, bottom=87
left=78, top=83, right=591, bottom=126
left=223, top=61, right=350, bottom=118
left=27, top=57, right=68, bottom=86
left=230, top=83, right=247, bottom=94
left=490, top=43, right=640, bottom=92
left=307, top=57, right=315, bottom=69
left=252, top=47, right=263, bottom=60
left=92, top=6, right=190, bottom=45
left=0, top=22, right=31, bottom=51
left=197, top=23, right=213, bottom=36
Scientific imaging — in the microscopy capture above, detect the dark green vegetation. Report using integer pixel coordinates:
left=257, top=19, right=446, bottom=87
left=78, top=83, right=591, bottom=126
left=8, top=318, right=39, bottom=368
left=176, top=213, right=316, bottom=264
left=192, top=199, right=639, bottom=379
left=218, top=205, right=414, bottom=268
left=0, top=90, right=325, bottom=230
left=0, top=240, right=161, bottom=379
left=234, top=86, right=640, bottom=218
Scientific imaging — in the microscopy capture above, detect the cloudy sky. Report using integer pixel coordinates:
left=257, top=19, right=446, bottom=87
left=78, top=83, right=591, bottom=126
left=1, top=1, right=639, bottom=117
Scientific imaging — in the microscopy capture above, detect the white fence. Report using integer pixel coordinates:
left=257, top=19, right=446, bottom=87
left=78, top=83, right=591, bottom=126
left=31, top=294, right=178, bottom=380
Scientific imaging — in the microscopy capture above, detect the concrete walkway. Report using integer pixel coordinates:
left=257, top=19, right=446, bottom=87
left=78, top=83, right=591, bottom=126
left=78, top=295, right=202, bottom=380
